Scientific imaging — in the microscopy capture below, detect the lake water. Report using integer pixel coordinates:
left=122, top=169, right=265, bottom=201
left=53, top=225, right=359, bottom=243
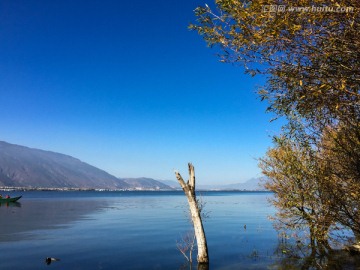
left=1, top=191, right=359, bottom=269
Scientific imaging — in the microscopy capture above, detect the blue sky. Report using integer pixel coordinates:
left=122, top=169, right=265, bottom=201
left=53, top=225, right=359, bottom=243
left=0, top=0, right=282, bottom=184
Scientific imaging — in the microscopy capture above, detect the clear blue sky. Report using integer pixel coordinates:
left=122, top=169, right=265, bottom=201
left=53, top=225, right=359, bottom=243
left=0, top=0, right=282, bottom=184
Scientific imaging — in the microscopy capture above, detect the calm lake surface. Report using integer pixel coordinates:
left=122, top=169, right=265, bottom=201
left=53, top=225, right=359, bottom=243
left=1, top=191, right=358, bottom=269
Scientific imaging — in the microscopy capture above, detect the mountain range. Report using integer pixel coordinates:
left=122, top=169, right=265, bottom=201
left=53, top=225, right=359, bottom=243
left=0, top=141, right=263, bottom=190
left=0, top=141, right=168, bottom=190
left=160, top=178, right=264, bottom=191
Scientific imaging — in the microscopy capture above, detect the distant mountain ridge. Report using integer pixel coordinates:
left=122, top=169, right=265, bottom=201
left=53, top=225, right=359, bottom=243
left=198, top=178, right=265, bottom=191
left=0, top=141, right=264, bottom=191
left=0, top=141, right=127, bottom=189
left=0, top=141, right=172, bottom=190
left=159, top=178, right=265, bottom=191
left=120, top=177, right=172, bottom=190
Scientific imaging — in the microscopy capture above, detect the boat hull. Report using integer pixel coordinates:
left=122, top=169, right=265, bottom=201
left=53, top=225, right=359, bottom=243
left=0, top=196, right=22, bottom=203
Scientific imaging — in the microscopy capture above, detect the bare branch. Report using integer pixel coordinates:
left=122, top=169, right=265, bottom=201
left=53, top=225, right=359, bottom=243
left=188, top=163, right=195, bottom=192
left=175, top=170, right=188, bottom=192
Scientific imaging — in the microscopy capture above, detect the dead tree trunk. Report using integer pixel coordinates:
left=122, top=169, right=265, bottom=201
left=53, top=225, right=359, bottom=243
left=175, top=163, right=209, bottom=265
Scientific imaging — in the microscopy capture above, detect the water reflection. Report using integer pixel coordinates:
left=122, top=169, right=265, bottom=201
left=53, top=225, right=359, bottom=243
left=0, top=197, right=110, bottom=242
left=1, top=191, right=359, bottom=269
left=0, top=202, right=21, bottom=207
left=271, top=239, right=360, bottom=269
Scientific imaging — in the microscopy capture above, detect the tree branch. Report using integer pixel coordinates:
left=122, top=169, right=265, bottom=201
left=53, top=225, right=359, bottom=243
left=175, top=170, right=188, bottom=192
left=188, top=163, right=195, bottom=193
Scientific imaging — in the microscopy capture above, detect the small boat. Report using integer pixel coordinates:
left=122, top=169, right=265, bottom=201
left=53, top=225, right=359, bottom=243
left=0, top=196, right=22, bottom=203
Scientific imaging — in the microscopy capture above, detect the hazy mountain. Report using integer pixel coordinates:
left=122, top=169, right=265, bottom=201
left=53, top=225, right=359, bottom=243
left=197, top=178, right=265, bottom=191
left=219, top=178, right=265, bottom=191
left=157, top=180, right=179, bottom=189
left=120, top=178, right=173, bottom=190
left=0, top=141, right=130, bottom=189
left=0, top=141, right=264, bottom=191
left=159, top=178, right=266, bottom=191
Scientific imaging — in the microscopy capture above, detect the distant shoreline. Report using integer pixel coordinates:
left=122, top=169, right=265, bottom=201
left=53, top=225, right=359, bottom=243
left=0, top=186, right=269, bottom=192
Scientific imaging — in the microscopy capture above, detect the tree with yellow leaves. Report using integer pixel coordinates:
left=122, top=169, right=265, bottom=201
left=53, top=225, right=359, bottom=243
left=259, top=137, right=333, bottom=252
left=190, top=0, right=359, bottom=133
left=191, top=0, right=360, bottom=251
